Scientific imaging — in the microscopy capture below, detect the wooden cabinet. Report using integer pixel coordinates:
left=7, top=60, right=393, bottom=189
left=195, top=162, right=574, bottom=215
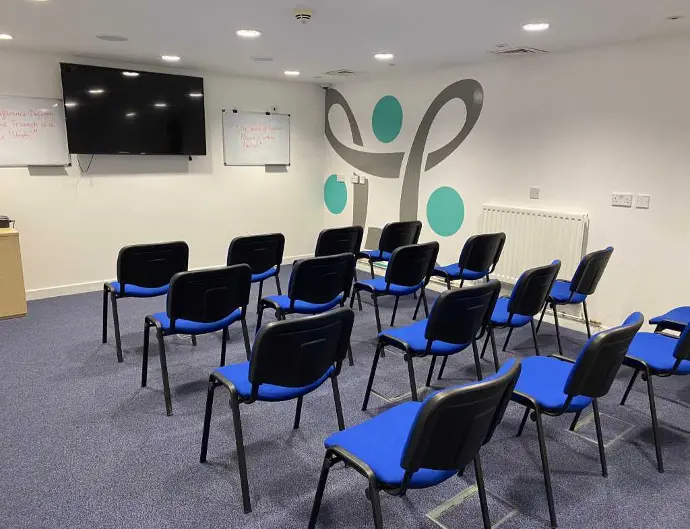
left=0, top=228, right=27, bottom=319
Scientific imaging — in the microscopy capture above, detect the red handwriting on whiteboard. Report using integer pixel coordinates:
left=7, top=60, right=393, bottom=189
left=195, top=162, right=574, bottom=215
left=235, top=123, right=283, bottom=150
left=0, top=108, right=56, bottom=142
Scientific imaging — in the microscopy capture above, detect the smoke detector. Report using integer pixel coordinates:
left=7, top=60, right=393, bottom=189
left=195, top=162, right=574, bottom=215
left=293, top=8, right=313, bottom=23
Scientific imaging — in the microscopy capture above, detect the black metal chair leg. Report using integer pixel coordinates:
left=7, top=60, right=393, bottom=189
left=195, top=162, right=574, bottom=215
left=110, top=292, right=123, bottom=363
left=102, top=286, right=108, bottom=344
left=568, top=411, right=582, bottom=431
left=356, top=290, right=363, bottom=311
left=445, top=278, right=452, bottom=290
left=472, top=340, right=483, bottom=381
left=293, top=396, right=304, bottom=429
left=141, top=322, right=150, bottom=387
left=421, top=288, right=430, bottom=318
left=229, top=392, right=252, bottom=513
left=530, top=319, right=540, bottom=356
left=241, top=317, right=252, bottom=360
left=534, top=409, right=558, bottom=528
left=489, top=328, right=498, bottom=365
left=369, top=260, right=375, bottom=279
left=390, top=297, right=399, bottom=326
left=412, top=292, right=422, bottom=320
left=536, top=302, right=548, bottom=334
left=406, top=353, right=419, bottom=401
left=255, top=304, right=265, bottom=335
left=474, top=454, right=491, bottom=529
left=372, top=295, right=382, bottom=333
left=347, top=343, right=354, bottom=367
left=480, top=329, right=490, bottom=359
left=191, top=334, right=197, bottom=347
left=220, top=327, right=228, bottom=366
left=349, top=290, right=356, bottom=309
left=309, top=453, right=333, bottom=529
left=156, top=330, right=173, bottom=416
left=368, top=483, right=384, bottom=529
left=502, top=327, right=513, bottom=352
left=256, top=280, right=264, bottom=314
left=583, top=300, right=592, bottom=338
left=516, top=407, right=530, bottom=437
left=592, top=399, right=607, bottom=477
left=331, top=377, right=345, bottom=431
left=200, top=376, right=216, bottom=463
left=437, top=356, right=448, bottom=380
left=362, top=341, right=384, bottom=411
left=275, top=274, right=282, bottom=296
left=425, top=356, right=437, bottom=387
left=552, top=303, right=564, bottom=355
left=645, top=371, right=664, bottom=473
left=620, top=370, right=639, bottom=406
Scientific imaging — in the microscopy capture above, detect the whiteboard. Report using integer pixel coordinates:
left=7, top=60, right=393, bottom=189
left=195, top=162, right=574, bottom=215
left=0, top=96, right=70, bottom=166
left=222, top=110, right=290, bottom=166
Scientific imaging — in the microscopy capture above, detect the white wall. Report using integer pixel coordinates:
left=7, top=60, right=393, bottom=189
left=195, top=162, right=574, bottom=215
left=325, top=36, right=690, bottom=328
left=0, top=49, right=326, bottom=298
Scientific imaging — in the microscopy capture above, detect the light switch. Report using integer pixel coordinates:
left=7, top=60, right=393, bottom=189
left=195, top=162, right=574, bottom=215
left=530, top=187, right=540, bottom=200
left=635, top=194, right=651, bottom=209
left=351, top=172, right=360, bottom=184
left=336, top=174, right=346, bottom=183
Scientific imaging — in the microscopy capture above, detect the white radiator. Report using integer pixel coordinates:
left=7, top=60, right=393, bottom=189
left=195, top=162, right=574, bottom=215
left=480, top=205, right=589, bottom=284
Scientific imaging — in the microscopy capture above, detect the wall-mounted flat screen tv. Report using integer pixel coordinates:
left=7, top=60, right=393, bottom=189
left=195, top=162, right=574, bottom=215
left=60, top=63, right=206, bottom=155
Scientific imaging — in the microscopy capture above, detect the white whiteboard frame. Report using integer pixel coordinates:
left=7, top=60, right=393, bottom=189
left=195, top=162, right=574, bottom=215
left=0, top=94, right=71, bottom=167
left=222, top=109, right=291, bottom=167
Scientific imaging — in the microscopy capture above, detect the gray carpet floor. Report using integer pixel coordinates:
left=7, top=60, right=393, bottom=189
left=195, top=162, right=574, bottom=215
left=1, top=267, right=689, bottom=529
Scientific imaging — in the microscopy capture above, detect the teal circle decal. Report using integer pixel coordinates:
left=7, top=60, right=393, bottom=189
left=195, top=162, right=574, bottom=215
left=324, top=174, right=347, bottom=214
left=427, top=187, right=465, bottom=236
left=372, top=95, right=403, bottom=143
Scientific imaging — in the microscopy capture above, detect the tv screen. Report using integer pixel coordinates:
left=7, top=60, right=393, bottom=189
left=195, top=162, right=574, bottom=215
left=59, top=63, right=206, bottom=155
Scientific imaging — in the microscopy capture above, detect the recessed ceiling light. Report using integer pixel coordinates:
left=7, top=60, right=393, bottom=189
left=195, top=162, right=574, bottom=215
left=88, top=88, right=105, bottom=95
left=122, top=71, right=139, bottom=77
left=125, top=112, right=137, bottom=118
left=252, top=56, right=274, bottom=62
left=0, top=33, right=14, bottom=40
left=96, top=34, right=128, bottom=42
left=154, top=102, right=167, bottom=108
left=237, top=29, right=262, bottom=38
left=64, top=101, right=77, bottom=108
left=667, top=15, right=684, bottom=20
left=523, top=22, right=550, bottom=32
left=161, top=55, right=180, bottom=62
left=284, top=70, right=300, bottom=76
left=188, top=92, right=203, bottom=98
left=374, top=53, right=394, bottom=61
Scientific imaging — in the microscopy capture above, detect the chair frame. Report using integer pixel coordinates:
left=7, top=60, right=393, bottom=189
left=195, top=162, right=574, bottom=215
left=431, top=232, right=506, bottom=290
left=199, top=308, right=354, bottom=514
left=102, top=241, right=189, bottom=363
left=358, top=221, right=423, bottom=279
left=315, top=226, right=365, bottom=311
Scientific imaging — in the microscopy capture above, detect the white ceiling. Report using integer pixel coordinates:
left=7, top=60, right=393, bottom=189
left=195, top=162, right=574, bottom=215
left=1, top=0, right=688, bottom=81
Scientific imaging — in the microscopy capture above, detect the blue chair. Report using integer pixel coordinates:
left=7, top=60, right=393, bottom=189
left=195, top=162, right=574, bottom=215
left=431, top=232, right=506, bottom=289
left=648, top=306, right=690, bottom=334
left=477, top=261, right=561, bottom=370
left=315, top=226, right=364, bottom=311
left=619, top=319, right=690, bottom=472
left=142, top=264, right=252, bottom=416
left=351, top=242, right=439, bottom=333
left=227, top=233, right=285, bottom=313
left=362, top=280, right=501, bottom=410
left=536, top=247, right=614, bottom=354
left=200, top=308, right=355, bottom=514
left=512, top=312, right=643, bottom=529
left=309, top=359, right=521, bottom=529
left=257, top=253, right=357, bottom=365
left=103, top=241, right=189, bottom=363
left=358, top=220, right=422, bottom=279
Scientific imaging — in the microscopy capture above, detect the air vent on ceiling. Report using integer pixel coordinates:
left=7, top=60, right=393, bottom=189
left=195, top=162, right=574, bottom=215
left=491, top=46, right=548, bottom=56
left=323, top=69, right=358, bottom=76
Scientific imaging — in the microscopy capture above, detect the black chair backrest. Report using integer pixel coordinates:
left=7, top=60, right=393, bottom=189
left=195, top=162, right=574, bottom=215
left=315, top=226, right=364, bottom=257
left=673, top=324, right=690, bottom=363
left=401, top=359, right=521, bottom=475
left=287, top=253, right=356, bottom=306
left=458, top=233, right=506, bottom=274
left=378, top=221, right=423, bottom=254
left=385, top=242, right=440, bottom=288
left=570, top=246, right=614, bottom=296
left=425, top=280, right=501, bottom=347
left=249, top=308, right=355, bottom=394
left=227, top=233, right=285, bottom=275
left=508, top=260, right=561, bottom=317
left=565, top=312, right=644, bottom=398
left=167, top=265, right=252, bottom=327
left=117, top=241, right=189, bottom=289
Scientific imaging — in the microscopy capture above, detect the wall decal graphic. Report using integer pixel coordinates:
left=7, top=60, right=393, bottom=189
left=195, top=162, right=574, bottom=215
left=325, top=79, right=483, bottom=242
left=426, top=186, right=465, bottom=236
left=324, top=174, right=347, bottom=214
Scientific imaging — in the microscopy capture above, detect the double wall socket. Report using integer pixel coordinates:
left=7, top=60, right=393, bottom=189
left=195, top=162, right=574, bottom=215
left=611, top=193, right=633, bottom=208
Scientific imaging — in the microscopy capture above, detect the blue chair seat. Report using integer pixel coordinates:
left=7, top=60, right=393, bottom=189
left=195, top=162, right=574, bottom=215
left=649, top=306, right=690, bottom=329
left=264, top=294, right=343, bottom=314
left=360, top=250, right=393, bottom=261
left=251, top=268, right=278, bottom=282
left=356, top=277, right=423, bottom=296
left=550, top=280, right=586, bottom=304
left=109, top=281, right=169, bottom=298
left=214, top=361, right=335, bottom=401
left=432, top=263, right=487, bottom=281
left=381, top=319, right=468, bottom=356
left=151, top=308, right=242, bottom=334
left=625, top=332, right=690, bottom=375
left=513, top=356, right=592, bottom=412
left=490, top=297, right=532, bottom=327
left=325, top=401, right=456, bottom=488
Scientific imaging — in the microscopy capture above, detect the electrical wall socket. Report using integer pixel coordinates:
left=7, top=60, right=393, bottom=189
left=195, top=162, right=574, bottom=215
left=612, top=193, right=633, bottom=208
left=351, top=172, right=361, bottom=184
left=635, top=194, right=651, bottom=209
left=336, top=174, right=346, bottom=183
left=529, top=186, right=540, bottom=200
